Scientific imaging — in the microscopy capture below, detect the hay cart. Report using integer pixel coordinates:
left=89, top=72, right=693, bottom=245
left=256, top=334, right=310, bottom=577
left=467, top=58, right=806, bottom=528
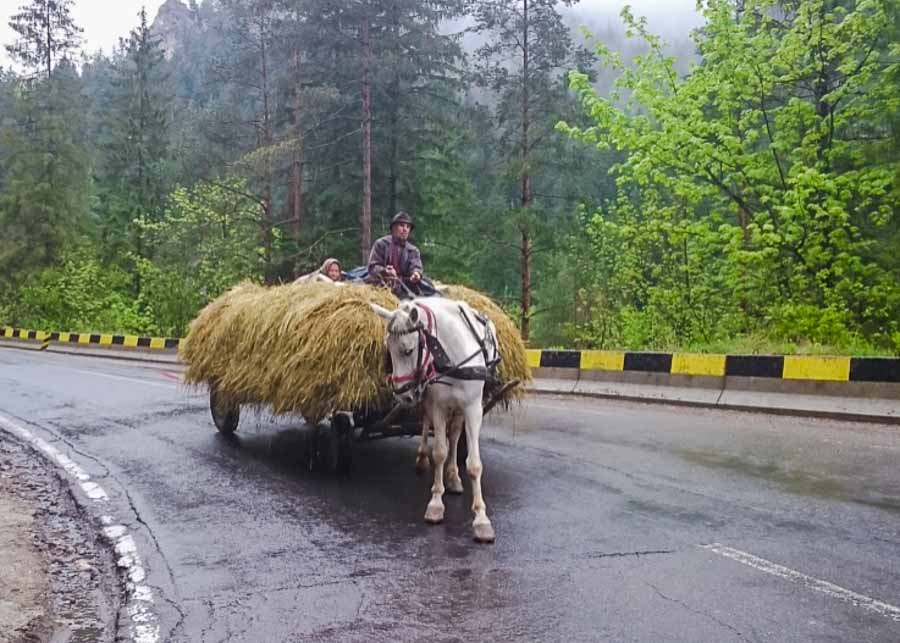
left=208, top=379, right=518, bottom=475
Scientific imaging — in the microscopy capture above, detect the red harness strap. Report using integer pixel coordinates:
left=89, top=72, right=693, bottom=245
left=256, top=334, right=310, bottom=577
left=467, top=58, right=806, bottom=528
left=390, top=303, right=437, bottom=386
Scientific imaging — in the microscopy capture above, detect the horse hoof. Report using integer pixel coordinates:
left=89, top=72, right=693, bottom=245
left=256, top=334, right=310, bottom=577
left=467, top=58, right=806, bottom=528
left=446, top=480, right=464, bottom=495
left=424, top=504, right=444, bottom=524
left=473, top=522, right=495, bottom=543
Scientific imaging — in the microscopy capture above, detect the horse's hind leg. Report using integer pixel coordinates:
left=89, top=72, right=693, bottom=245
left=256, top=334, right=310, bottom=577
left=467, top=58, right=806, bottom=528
left=416, top=418, right=430, bottom=476
left=424, top=409, right=448, bottom=524
left=464, top=404, right=494, bottom=543
left=444, top=415, right=464, bottom=495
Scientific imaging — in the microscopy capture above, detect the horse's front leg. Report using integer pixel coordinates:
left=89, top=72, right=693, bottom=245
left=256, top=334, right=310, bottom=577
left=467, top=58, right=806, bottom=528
left=464, top=404, right=494, bottom=543
left=424, top=407, right=448, bottom=524
left=444, top=415, right=464, bottom=494
left=415, top=418, right=430, bottom=476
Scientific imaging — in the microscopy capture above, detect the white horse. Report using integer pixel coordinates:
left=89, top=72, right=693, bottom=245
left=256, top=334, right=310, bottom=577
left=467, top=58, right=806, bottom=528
left=371, top=297, right=498, bottom=543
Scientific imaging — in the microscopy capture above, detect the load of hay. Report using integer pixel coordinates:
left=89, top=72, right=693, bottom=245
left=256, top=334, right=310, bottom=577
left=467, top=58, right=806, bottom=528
left=180, top=281, right=531, bottom=423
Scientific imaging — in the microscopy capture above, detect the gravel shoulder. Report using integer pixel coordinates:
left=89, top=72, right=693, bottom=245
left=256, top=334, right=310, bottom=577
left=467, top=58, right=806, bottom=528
left=0, top=435, right=121, bottom=643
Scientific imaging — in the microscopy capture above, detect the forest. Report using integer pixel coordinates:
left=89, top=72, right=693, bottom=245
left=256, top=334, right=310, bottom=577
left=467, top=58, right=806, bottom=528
left=0, top=0, right=897, bottom=354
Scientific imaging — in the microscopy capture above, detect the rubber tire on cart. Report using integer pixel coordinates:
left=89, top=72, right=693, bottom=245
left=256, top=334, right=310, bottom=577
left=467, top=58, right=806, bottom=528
left=209, top=383, right=240, bottom=435
left=329, top=413, right=354, bottom=475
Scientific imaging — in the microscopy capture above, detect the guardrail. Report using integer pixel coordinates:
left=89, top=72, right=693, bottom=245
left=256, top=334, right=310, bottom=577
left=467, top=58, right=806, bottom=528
left=4, top=326, right=898, bottom=421
left=4, top=325, right=899, bottom=384
left=525, top=349, right=900, bottom=384
left=1, top=327, right=180, bottom=350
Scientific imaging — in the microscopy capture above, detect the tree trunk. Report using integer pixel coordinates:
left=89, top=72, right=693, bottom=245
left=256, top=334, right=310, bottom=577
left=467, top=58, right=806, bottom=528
left=520, top=228, right=532, bottom=343
left=291, top=158, right=303, bottom=242
left=259, top=22, right=275, bottom=283
left=360, top=16, right=373, bottom=264
left=387, top=4, right=400, bottom=217
left=519, top=0, right=532, bottom=341
left=44, top=2, right=52, bottom=78
left=291, top=50, right=304, bottom=249
left=388, top=104, right=398, bottom=217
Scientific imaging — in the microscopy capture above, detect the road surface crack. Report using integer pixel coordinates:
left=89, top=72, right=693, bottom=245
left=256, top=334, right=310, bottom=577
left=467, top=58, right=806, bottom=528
left=586, top=549, right=676, bottom=559
left=646, top=582, right=753, bottom=641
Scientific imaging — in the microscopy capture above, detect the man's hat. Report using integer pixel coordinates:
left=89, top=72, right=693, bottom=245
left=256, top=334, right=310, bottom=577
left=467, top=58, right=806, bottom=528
left=390, top=211, right=414, bottom=229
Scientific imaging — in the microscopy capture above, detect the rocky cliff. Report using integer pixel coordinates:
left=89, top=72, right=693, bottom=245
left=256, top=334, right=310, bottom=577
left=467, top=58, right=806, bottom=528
left=151, top=0, right=195, bottom=59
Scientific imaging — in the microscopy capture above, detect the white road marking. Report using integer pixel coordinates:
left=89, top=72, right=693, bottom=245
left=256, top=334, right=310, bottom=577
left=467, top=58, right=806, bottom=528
left=701, top=543, right=900, bottom=621
left=0, top=414, right=160, bottom=643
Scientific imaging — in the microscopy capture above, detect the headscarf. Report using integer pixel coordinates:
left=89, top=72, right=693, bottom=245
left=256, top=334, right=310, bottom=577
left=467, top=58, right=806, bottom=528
left=319, top=258, right=342, bottom=280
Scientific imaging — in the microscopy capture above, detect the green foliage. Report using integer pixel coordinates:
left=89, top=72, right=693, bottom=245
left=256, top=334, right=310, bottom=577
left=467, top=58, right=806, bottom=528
left=133, top=180, right=264, bottom=334
left=11, top=249, right=147, bottom=332
left=0, top=66, right=92, bottom=288
left=132, top=257, right=204, bottom=337
left=558, top=0, right=900, bottom=354
left=95, top=7, right=172, bottom=263
left=2, top=0, right=896, bottom=357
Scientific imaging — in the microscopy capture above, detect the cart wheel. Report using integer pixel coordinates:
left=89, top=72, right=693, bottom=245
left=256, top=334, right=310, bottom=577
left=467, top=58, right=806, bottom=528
left=209, top=383, right=240, bottom=434
left=330, top=413, right=353, bottom=475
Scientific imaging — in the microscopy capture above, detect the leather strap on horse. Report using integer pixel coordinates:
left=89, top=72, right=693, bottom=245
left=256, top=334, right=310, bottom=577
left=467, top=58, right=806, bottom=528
left=458, top=304, right=501, bottom=374
left=416, top=302, right=488, bottom=384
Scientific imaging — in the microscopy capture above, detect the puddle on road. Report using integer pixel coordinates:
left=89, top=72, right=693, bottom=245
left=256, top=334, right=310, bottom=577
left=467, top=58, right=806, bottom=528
left=678, top=448, right=900, bottom=515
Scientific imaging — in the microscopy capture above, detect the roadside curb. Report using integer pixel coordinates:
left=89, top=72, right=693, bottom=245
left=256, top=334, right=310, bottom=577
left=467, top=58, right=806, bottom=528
left=0, top=337, right=180, bottom=365
left=1, top=327, right=179, bottom=351
left=526, top=381, right=900, bottom=426
left=0, top=414, right=159, bottom=642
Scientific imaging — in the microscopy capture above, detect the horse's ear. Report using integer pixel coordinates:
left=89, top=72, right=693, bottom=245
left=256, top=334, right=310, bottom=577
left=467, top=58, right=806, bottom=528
left=370, top=303, right=393, bottom=321
left=408, top=306, right=419, bottom=325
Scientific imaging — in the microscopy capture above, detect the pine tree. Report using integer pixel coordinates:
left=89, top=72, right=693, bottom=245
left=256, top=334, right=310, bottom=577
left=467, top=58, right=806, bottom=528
left=99, top=7, right=171, bottom=261
left=302, top=0, right=466, bottom=263
left=209, top=0, right=282, bottom=282
left=468, top=0, right=592, bottom=340
left=5, top=0, right=82, bottom=78
left=0, top=61, right=91, bottom=285
left=0, top=1, right=90, bottom=290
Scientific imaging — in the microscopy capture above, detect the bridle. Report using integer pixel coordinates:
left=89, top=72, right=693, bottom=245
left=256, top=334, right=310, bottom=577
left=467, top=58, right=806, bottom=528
left=389, top=303, right=438, bottom=398
left=388, top=302, right=500, bottom=403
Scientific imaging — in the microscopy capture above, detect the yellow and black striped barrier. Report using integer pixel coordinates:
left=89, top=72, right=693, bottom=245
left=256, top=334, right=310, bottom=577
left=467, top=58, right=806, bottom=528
left=526, top=349, right=900, bottom=384
left=1, top=327, right=180, bottom=351
left=3, top=326, right=898, bottom=384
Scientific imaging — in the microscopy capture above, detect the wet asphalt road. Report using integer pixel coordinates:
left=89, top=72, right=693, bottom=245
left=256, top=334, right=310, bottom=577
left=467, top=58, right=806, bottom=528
left=0, top=347, right=898, bottom=642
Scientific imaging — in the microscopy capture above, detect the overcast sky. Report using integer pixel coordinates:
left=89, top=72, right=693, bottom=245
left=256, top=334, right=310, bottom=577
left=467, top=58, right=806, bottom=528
left=1, top=0, right=702, bottom=69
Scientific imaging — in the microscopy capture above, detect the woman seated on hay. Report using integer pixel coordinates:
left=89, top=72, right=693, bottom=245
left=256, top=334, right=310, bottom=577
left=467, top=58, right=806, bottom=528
left=293, top=258, right=345, bottom=285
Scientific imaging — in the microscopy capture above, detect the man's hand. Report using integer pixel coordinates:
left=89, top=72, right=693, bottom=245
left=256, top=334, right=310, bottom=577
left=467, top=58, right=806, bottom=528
left=410, top=271, right=421, bottom=284
left=384, top=265, right=397, bottom=281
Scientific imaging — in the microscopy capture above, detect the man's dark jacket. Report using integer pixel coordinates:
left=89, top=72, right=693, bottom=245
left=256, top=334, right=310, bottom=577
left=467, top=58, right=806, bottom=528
left=366, top=234, right=423, bottom=284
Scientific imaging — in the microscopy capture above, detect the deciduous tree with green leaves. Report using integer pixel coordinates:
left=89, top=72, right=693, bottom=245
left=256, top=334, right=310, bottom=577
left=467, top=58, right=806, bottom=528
left=559, top=0, right=900, bottom=351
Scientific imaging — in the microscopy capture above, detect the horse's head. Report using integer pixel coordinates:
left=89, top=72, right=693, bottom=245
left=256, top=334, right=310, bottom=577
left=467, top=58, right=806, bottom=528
left=371, top=302, right=428, bottom=405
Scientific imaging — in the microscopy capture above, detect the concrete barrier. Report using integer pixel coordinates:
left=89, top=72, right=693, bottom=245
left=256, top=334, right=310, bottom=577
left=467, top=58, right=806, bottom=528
left=528, top=348, right=899, bottom=423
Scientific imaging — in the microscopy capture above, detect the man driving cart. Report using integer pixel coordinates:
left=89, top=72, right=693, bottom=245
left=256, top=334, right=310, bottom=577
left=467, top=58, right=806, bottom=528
left=366, top=211, right=432, bottom=298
